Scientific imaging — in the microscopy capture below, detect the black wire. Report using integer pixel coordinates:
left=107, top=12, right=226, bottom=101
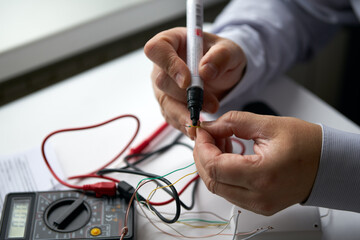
left=122, top=132, right=185, bottom=169
left=98, top=132, right=199, bottom=222
left=122, top=144, right=172, bottom=171
left=98, top=168, right=181, bottom=224
left=122, top=132, right=198, bottom=210
left=184, top=175, right=199, bottom=210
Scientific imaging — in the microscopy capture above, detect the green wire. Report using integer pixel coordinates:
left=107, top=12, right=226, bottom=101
left=136, top=162, right=195, bottom=188
left=177, top=218, right=228, bottom=224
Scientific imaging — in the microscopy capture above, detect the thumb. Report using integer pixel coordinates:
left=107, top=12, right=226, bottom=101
left=200, top=111, right=268, bottom=140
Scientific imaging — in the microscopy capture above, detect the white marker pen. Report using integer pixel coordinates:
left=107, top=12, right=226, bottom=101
left=186, top=0, right=203, bottom=126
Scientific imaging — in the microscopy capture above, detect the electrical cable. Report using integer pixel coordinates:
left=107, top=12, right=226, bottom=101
left=137, top=198, right=271, bottom=239
left=114, top=129, right=246, bottom=215
left=119, top=178, right=232, bottom=239
left=41, top=113, right=198, bottom=222
left=123, top=132, right=186, bottom=169
left=239, top=227, right=273, bottom=240
left=98, top=168, right=181, bottom=224
left=178, top=218, right=228, bottom=225
left=136, top=194, right=235, bottom=239
left=40, top=112, right=251, bottom=237
left=41, top=114, right=140, bottom=196
left=128, top=122, right=169, bottom=155
left=232, top=211, right=241, bottom=240
left=149, top=174, right=199, bottom=207
left=120, top=131, right=200, bottom=210
left=146, top=170, right=198, bottom=204
left=119, top=180, right=151, bottom=240
left=181, top=211, right=230, bottom=222
left=137, top=209, right=231, bottom=227
left=98, top=165, right=198, bottom=211
left=136, top=161, right=198, bottom=210
left=118, top=177, right=200, bottom=240
left=177, top=221, right=228, bottom=228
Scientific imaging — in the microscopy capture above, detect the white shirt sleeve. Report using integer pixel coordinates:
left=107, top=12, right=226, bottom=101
left=209, top=0, right=360, bottom=212
left=210, top=0, right=355, bottom=108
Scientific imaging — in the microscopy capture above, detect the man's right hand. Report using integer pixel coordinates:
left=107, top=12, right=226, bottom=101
left=144, top=27, right=247, bottom=138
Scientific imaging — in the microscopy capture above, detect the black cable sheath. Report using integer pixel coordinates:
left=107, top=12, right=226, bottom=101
left=123, top=132, right=184, bottom=169
left=98, top=132, right=199, bottom=222
left=122, top=133, right=198, bottom=210
left=98, top=168, right=181, bottom=224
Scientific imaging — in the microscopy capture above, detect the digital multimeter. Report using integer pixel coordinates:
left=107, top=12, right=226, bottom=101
left=0, top=191, right=134, bottom=240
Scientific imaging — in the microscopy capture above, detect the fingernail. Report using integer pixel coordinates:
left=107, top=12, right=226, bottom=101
left=202, top=63, right=218, bottom=80
left=200, top=121, right=214, bottom=128
left=175, top=73, right=185, bottom=87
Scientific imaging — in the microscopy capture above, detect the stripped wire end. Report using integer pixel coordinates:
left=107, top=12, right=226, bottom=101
left=119, top=226, right=128, bottom=240
left=185, top=125, right=201, bottom=128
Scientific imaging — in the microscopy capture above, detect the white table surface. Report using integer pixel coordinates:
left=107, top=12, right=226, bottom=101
left=1, top=48, right=360, bottom=239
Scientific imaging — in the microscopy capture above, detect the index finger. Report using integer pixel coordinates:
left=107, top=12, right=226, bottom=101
left=200, top=111, right=269, bottom=140
left=194, top=127, right=262, bottom=190
left=144, top=28, right=191, bottom=89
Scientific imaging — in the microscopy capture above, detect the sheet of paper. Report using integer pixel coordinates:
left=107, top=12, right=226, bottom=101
left=0, top=145, right=65, bottom=216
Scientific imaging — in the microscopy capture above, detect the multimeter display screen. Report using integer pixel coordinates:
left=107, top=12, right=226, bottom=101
left=7, top=199, right=30, bottom=238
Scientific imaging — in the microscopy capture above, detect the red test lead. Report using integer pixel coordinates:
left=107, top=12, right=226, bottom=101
left=41, top=114, right=140, bottom=197
left=128, top=122, right=169, bottom=155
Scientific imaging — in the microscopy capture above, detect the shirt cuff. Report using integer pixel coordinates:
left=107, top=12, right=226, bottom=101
left=304, top=124, right=360, bottom=212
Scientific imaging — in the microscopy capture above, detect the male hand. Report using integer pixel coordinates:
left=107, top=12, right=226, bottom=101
left=194, top=111, right=322, bottom=216
left=144, top=27, right=246, bottom=138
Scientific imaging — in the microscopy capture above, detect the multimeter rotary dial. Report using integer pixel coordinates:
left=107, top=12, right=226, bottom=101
left=1, top=191, right=135, bottom=239
left=44, top=197, right=91, bottom=233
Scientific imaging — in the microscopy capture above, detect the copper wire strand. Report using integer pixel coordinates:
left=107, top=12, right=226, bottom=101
left=136, top=206, right=231, bottom=225
left=185, top=124, right=201, bottom=128
left=183, top=211, right=230, bottom=222
left=136, top=192, right=270, bottom=239
left=136, top=195, right=235, bottom=239
left=178, top=221, right=228, bottom=228
left=137, top=209, right=230, bottom=223
left=239, top=227, right=273, bottom=240
left=136, top=203, right=229, bottom=228
left=119, top=180, right=151, bottom=240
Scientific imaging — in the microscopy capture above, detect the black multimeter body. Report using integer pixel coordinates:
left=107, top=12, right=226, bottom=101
left=0, top=190, right=134, bottom=240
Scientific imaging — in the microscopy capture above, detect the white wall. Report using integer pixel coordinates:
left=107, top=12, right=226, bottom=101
left=0, top=0, right=226, bottom=82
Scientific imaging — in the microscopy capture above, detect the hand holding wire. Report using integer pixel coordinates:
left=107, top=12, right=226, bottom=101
left=193, top=111, right=322, bottom=216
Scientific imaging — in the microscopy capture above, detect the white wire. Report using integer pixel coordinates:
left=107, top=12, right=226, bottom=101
left=240, top=227, right=272, bottom=240
left=232, top=211, right=241, bottom=240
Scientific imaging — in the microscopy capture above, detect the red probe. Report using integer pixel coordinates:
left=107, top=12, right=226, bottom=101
left=128, top=122, right=169, bottom=155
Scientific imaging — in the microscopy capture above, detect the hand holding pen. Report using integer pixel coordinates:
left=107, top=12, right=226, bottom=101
left=144, top=3, right=247, bottom=138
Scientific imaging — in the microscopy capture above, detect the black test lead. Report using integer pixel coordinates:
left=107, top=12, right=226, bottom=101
left=186, top=0, right=204, bottom=127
